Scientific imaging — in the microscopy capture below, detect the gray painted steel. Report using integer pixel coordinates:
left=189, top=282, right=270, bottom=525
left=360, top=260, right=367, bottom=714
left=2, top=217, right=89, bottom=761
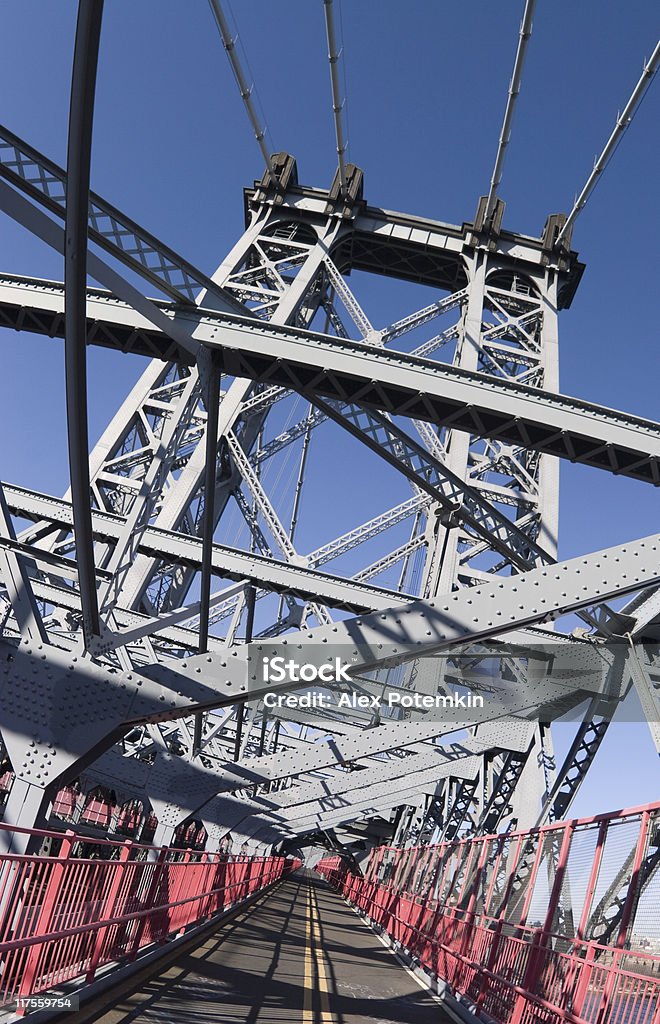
left=0, top=74, right=658, bottom=856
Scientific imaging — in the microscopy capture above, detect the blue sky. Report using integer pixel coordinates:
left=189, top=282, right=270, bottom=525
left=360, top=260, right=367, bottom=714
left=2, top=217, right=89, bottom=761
left=0, top=1, right=658, bottom=817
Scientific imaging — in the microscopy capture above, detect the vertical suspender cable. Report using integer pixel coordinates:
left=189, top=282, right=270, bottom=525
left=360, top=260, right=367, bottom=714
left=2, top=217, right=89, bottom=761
left=65, top=0, right=104, bottom=643
left=323, top=0, right=349, bottom=195
left=207, top=0, right=277, bottom=182
left=483, top=0, right=536, bottom=223
left=555, top=40, right=660, bottom=248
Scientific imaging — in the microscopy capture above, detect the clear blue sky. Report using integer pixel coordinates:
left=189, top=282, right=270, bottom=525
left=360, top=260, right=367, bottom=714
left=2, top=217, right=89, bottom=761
left=0, top=1, right=658, bottom=818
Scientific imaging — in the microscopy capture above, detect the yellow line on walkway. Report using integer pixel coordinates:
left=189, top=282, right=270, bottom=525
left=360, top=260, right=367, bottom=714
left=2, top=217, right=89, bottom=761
left=310, top=884, right=335, bottom=1024
left=303, top=884, right=314, bottom=1023
left=303, top=881, right=336, bottom=1024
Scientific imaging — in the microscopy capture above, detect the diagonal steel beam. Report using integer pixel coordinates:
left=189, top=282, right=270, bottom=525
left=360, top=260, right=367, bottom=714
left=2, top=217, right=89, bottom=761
left=0, top=124, right=245, bottom=314
left=307, top=396, right=553, bottom=571
left=0, top=486, right=47, bottom=643
left=0, top=179, right=202, bottom=360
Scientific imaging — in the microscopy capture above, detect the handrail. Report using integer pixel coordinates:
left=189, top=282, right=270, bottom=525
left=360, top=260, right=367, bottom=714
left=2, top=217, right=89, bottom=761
left=0, top=822, right=300, bottom=1010
left=317, top=801, right=660, bottom=1024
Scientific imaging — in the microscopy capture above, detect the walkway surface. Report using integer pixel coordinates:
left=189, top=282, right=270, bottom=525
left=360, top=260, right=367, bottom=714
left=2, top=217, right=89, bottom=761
left=67, top=870, right=452, bottom=1024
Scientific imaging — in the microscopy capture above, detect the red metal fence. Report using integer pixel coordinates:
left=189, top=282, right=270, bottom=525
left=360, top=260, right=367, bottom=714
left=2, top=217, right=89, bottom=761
left=0, top=821, right=299, bottom=1012
left=316, top=801, right=660, bottom=1024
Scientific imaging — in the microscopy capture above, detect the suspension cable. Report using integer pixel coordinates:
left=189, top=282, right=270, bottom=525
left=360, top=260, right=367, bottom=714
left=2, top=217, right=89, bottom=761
left=323, top=0, right=349, bottom=195
left=555, top=39, right=660, bottom=248
left=483, top=0, right=537, bottom=223
left=208, top=0, right=277, bottom=180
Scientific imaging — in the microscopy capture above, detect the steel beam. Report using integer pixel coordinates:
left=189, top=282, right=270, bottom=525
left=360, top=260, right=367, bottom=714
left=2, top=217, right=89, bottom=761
left=1, top=278, right=657, bottom=483
left=0, top=486, right=46, bottom=643
left=2, top=483, right=408, bottom=616
left=0, top=533, right=647, bottom=827
left=0, top=124, right=245, bottom=314
left=308, top=397, right=553, bottom=571
left=0, top=92, right=654, bottom=848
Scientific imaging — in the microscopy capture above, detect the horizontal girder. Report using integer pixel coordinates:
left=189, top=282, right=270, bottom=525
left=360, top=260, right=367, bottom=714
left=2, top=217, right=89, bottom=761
left=0, top=530, right=652, bottom=806
left=0, top=276, right=657, bottom=483
left=2, top=483, right=410, bottom=617
left=243, top=183, right=584, bottom=307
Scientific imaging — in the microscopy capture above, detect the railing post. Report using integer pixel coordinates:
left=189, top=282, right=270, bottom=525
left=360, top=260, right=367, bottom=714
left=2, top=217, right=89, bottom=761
left=591, top=809, right=652, bottom=1024
left=576, top=820, right=608, bottom=939
left=236, top=857, right=248, bottom=903
left=85, top=840, right=133, bottom=982
left=213, top=853, right=229, bottom=914
left=248, top=856, right=259, bottom=895
left=256, top=856, right=266, bottom=892
left=651, top=993, right=660, bottom=1024
left=509, top=927, right=544, bottom=1024
left=571, top=940, right=598, bottom=1018
left=458, top=838, right=490, bottom=959
left=17, top=830, right=75, bottom=1008
left=541, top=822, right=575, bottom=936
left=174, top=850, right=193, bottom=935
left=517, top=832, right=546, bottom=928
left=188, top=851, right=207, bottom=926
left=510, top=822, right=575, bottom=1024
left=198, top=852, right=213, bottom=919
left=128, top=845, right=169, bottom=957
left=474, top=834, right=523, bottom=1012
left=614, top=810, right=650, bottom=949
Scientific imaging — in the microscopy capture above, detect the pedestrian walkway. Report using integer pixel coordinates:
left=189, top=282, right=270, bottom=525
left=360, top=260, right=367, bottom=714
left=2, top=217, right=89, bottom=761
left=66, top=870, right=452, bottom=1024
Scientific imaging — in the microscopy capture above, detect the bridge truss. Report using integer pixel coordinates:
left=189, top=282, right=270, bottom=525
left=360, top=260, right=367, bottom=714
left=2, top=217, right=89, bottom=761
left=0, top=2, right=659, bottom=862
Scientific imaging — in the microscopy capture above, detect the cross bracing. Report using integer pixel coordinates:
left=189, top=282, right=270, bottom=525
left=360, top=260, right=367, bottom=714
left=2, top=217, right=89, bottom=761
left=0, top=5, right=658, bottom=863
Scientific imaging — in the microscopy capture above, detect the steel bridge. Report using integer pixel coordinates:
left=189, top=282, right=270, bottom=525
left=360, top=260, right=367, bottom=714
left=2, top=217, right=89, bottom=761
left=0, top=2, right=658, bottom=1022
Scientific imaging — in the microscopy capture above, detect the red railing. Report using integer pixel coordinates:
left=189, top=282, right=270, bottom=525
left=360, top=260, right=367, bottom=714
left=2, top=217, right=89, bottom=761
left=316, top=801, right=660, bottom=1024
left=0, top=821, right=300, bottom=1012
